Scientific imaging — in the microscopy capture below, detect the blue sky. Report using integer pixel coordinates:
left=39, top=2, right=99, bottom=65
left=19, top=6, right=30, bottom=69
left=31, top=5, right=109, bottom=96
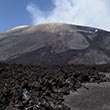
left=0, top=0, right=53, bottom=32
left=0, top=0, right=110, bottom=32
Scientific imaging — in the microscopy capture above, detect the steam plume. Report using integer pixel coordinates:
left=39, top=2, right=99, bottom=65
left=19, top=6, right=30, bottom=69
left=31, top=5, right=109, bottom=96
left=27, top=0, right=110, bottom=31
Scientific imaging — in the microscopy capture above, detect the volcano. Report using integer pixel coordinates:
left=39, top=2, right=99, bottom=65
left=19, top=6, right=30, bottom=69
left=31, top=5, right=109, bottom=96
left=0, top=23, right=110, bottom=65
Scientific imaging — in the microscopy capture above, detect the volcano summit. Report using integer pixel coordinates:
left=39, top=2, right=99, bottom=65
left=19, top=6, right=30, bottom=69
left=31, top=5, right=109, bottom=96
left=0, top=23, right=110, bottom=65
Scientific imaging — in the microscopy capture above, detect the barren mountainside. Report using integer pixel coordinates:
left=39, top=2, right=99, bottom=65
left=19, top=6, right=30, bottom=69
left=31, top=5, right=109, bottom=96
left=0, top=23, right=110, bottom=65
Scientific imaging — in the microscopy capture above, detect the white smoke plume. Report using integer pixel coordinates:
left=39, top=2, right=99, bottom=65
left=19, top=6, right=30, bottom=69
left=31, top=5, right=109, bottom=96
left=27, top=0, right=110, bottom=31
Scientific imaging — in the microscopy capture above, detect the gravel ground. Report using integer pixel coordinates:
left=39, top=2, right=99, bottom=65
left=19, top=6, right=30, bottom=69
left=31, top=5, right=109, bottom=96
left=64, top=82, right=110, bottom=110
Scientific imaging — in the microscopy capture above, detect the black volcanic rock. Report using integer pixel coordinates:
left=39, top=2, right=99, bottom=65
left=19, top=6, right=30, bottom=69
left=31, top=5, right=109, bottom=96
left=0, top=63, right=109, bottom=110
left=0, top=23, right=110, bottom=65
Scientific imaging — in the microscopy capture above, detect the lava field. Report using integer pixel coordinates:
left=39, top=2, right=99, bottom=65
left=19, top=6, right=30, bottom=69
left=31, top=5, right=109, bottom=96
left=0, top=63, right=110, bottom=110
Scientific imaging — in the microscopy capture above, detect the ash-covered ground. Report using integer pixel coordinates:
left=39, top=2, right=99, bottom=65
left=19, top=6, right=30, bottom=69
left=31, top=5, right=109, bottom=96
left=0, top=63, right=110, bottom=110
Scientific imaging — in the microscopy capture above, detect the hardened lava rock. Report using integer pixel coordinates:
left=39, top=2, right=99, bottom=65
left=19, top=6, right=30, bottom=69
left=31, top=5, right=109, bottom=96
left=0, top=63, right=109, bottom=110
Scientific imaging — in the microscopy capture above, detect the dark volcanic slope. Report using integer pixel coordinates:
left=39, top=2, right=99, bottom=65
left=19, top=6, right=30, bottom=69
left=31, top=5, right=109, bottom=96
left=0, top=23, right=110, bottom=65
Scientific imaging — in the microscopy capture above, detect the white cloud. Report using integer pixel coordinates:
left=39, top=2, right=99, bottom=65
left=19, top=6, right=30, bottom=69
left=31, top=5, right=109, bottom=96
left=27, top=0, right=110, bottom=31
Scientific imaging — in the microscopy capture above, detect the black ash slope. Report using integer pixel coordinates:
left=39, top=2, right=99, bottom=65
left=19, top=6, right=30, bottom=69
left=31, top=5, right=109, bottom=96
left=0, top=23, right=110, bottom=65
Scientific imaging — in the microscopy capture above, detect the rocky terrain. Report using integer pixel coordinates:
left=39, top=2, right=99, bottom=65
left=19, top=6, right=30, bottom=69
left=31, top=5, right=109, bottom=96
left=0, top=63, right=110, bottom=110
left=0, top=23, right=110, bottom=65
left=1, top=23, right=110, bottom=110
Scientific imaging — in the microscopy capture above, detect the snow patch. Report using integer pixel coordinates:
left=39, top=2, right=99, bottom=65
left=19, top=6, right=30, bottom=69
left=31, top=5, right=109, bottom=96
left=7, top=25, right=29, bottom=32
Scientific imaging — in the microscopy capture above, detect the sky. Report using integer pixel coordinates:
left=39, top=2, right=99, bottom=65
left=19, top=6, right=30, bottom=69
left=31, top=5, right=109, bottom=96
left=0, top=0, right=110, bottom=32
left=0, top=0, right=53, bottom=32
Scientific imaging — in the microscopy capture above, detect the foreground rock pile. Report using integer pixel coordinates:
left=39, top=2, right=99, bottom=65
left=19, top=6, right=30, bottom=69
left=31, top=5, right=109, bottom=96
left=0, top=63, right=110, bottom=110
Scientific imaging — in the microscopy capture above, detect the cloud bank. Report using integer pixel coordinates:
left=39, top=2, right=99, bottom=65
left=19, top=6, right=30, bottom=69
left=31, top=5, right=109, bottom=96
left=27, top=0, right=110, bottom=31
